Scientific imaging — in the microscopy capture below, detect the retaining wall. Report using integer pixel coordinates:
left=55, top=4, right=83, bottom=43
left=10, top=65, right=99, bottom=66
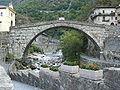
left=81, top=56, right=120, bottom=68
left=0, top=65, right=14, bottom=90
left=9, top=66, right=120, bottom=90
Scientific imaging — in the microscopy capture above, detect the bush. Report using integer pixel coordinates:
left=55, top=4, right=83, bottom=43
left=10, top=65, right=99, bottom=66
left=28, top=45, right=44, bottom=54
left=41, top=64, right=48, bottom=68
left=49, top=67, right=59, bottom=72
left=80, top=64, right=100, bottom=71
left=63, top=61, right=79, bottom=66
left=6, top=53, right=14, bottom=62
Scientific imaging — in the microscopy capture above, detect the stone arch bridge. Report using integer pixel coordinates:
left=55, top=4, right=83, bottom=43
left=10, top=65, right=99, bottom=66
left=9, top=21, right=120, bottom=59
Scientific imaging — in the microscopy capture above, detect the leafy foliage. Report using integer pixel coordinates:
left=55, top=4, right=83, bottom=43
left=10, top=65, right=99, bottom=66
left=49, top=67, right=59, bottom=72
left=41, top=64, right=48, bottom=68
left=6, top=53, right=14, bottom=62
left=28, top=45, right=44, bottom=54
left=13, top=0, right=95, bottom=22
left=1, top=0, right=120, bottom=23
left=63, top=61, right=79, bottom=66
left=80, top=64, right=100, bottom=71
left=95, top=0, right=120, bottom=6
left=60, top=31, right=88, bottom=60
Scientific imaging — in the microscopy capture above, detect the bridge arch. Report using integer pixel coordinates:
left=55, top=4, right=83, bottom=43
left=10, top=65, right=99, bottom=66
left=10, top=21, right=115, bottom=60
left=23, top=26, right=101, bottom=59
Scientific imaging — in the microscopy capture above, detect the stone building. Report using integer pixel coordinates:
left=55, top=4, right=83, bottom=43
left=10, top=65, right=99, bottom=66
left=0, top=3, right=15, bottom=32
left=91, top=6, right=116, bottom=25
left=0, top=3, right=15, bottom=62
left=116, top=5, right=120, bottom=26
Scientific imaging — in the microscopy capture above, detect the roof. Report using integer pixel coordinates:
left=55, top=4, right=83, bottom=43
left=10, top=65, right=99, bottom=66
left=0, top=5, right=16, bottom=13
left=0, top=5, right=7, bottom=9
left=95, top=6, right=116, bottom=9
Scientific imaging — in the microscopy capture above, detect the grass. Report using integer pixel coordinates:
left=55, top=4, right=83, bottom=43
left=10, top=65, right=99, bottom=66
left=63, top=61, right=79, bottom=66
left=49, top=67, right=59, bottom=72
left=41, top=64, right=48, bottom=68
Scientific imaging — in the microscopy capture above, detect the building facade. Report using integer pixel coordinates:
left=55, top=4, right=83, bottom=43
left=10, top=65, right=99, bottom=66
left=116, top=5, right=120, bottom=26
left=0, top=3, right=15, bottom=32
left=91, top=6, right=116, bottom=26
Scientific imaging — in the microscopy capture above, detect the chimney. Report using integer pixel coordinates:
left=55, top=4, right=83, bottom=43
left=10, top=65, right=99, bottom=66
left=8, top=2, right=13, bottom=9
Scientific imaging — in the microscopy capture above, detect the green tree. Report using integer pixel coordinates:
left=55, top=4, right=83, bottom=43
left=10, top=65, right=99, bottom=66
left=60, top=31, right=87, bottom=60
left=96, top=0, right=120, bottom=6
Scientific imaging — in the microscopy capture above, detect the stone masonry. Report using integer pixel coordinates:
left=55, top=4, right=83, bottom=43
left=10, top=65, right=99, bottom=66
left=9, top=66, right=120, bottom=90
left=9, top=21, right=120, bottom=59
left=0, top=65, right=14, bottom=90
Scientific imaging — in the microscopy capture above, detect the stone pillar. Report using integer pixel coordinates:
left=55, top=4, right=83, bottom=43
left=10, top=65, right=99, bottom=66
left=104, top=67, right=120, bottom=90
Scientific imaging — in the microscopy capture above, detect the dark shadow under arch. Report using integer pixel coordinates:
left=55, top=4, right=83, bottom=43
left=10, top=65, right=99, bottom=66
left=22, top=26, right=101, bottom=60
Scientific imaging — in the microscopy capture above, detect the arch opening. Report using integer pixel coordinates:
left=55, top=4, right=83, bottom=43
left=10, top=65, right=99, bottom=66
left=22, top=26, right=101, bottom=62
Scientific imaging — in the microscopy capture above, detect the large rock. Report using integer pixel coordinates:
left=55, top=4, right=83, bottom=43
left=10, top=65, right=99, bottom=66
left=0, top=65, right=14, bottom=90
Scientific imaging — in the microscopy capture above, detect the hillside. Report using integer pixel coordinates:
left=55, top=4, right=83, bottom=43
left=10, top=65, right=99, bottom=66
left=1, top=0, right=120, bottom=24
left=14, top=0, right=95, bottom=23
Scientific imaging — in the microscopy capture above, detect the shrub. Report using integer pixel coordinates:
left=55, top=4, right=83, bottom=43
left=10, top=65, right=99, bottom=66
left=63, top=61, right=79, bottom=66
left=49, top=67, right=59, bottom=72
left=6, top=53, right=14, bottom=62
left=28, top=45, right=44, bottom=54
left=41, top=64, right=48, bottom=68
left=80, top=64, right=100, bottom=71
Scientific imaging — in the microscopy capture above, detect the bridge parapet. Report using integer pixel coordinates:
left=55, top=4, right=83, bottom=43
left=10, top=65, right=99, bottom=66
left=11, top=20, right=105, bottom=29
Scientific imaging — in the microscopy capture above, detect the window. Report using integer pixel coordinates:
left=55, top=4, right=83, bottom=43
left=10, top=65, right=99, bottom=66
left=0, top=12, right=3, bottom=16
left=118, top=13, right=120, bottom=16
left=103, top=10, right=105, bottom=13
left=111, top=16, right=113, bottom=20
left=11, top=13, right=12, bottom=16
left=115, top=17, right=117, bottom=20
left=111, top=23, right=114, bottom=25
left=11, top=21, right=13, bottom=26
left=103, top=16, right=105, bottom=20
left=118, top=21, right=120, bottom=24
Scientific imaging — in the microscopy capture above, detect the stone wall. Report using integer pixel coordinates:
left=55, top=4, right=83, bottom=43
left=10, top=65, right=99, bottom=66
left=9, top=66, right=120, bottom=90
left=81, top=56, right=120, bottom=68
left=0, top=48, right=7, bottom=63
left=104, top=67, right=120, bottom=90
left=0, top=65, right=14, bottom=90
left=103, top=37, right=120, bottom=61
left=87, top=39, right=100, bottom=58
